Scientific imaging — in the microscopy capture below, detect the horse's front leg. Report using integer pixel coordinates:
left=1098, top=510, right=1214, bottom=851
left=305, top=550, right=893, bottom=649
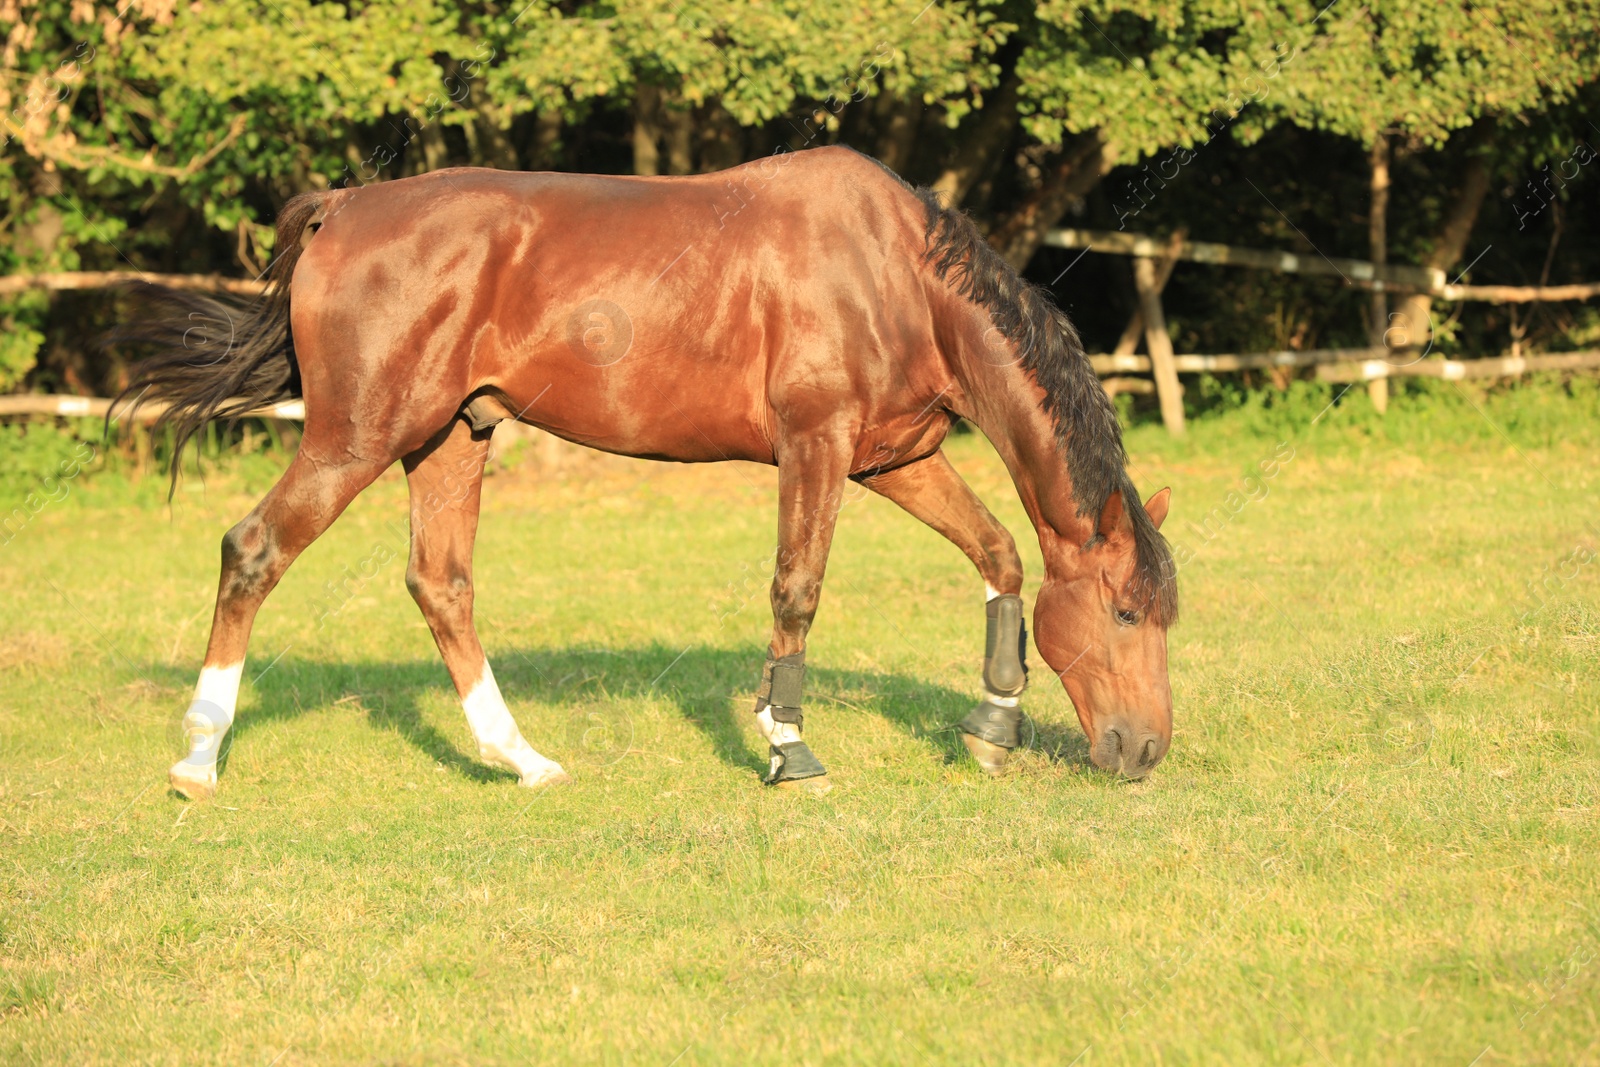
left=756, top=429, right=855, bottom=793
left=861, top=450, right=1029, bottom=775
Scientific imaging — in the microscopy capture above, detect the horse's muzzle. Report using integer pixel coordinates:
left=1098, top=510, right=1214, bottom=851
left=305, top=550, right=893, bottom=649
left=1090, top=722, right=1169, bottom=779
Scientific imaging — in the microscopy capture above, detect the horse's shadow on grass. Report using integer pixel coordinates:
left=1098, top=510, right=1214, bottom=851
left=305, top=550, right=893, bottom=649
left=146, top=643, right=1091, bottom=784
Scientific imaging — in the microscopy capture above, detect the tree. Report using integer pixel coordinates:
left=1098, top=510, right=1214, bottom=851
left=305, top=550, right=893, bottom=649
left=3, top=0, right=1597, bottom=397
left=1248, top=0, right=1597, bottom=349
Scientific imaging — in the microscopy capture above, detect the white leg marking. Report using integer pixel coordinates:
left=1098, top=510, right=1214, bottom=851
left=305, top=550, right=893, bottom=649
left=985, top=584, right=1002, bottom=602
left=170, top=662, right=244, bottom=798
left=755, top=706, right=803, bottom=782
left=754, top=706, right=801, bottom=747
left=195, top=663, right=245, bottom=716
left=463, top=663, right=570, bottom=787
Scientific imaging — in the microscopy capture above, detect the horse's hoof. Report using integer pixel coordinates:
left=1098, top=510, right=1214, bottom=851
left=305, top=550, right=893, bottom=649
left=763, top=740, right=829, bottom=794
left=169, top=762, right=218, bottom=801
left=962, top=733, right=1012, bottom=777
left=776, top=774, right=832, bottom=796
left=519, top=765, right=572, bottom=789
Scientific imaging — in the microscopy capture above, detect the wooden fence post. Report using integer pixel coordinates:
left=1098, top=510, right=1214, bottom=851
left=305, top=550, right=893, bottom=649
left=1112, top=229, right=1187, bottom=357
left=1132, top=255, right=1186, bottom=436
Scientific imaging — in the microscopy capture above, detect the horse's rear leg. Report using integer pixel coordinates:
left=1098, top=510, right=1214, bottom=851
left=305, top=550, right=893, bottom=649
left=402, top=420, right=569, bottom=788
left=861, top=450, right=1029, bottom=776
left=171, top=449, right=389, bottom=800
left=756, top=428, right=855, bottom=794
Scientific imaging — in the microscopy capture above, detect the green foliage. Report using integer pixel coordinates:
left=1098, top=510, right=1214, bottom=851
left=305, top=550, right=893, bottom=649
left=1019, top=0, right=1287, bottom=158
left=1259, top=0, right=1596, bottom=146
left=1016, top=1, right=1596, bottom=161
left=0, top=422, right=94, bottom=495
left=9, top=2, right=1595, bottom=256
left=2, top=1, right=1599, bottom=393
left=490, top=1, right=1008, bottom=123
left=0, top=416, right=300, bottom=510
left=1125, top=369, right=1600, bottom=455
left=0, top=317, right=43, bottom=390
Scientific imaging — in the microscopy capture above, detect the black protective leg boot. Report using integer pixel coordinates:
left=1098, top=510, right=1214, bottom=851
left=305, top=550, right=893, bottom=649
left=959, top=594, right=1028, bottom=775
left=754, top=652, right=830, bottom=790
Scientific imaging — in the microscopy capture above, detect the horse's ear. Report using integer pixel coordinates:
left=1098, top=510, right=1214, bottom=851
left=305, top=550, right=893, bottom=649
left=1144, top=487, right=1171, bottom=531
left=1097, top=490, right=1131, bottom=542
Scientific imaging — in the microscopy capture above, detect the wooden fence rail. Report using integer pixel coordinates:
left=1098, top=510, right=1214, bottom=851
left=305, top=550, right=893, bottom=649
left=1312, top=350, right=1600, bottom=383
left=1045, top=228, right=1441, bottom=293
left=0, top=394, right=304, bottom=421
left=2, top=350, right=1594, bottom=428
left=0, top=271, right=266, bottom=297
left=1043, top=228, right=1600, bottom=303
left=1092, top=346, right=1424, bottom=375
left=1093, top=348, right=1600, bottom=388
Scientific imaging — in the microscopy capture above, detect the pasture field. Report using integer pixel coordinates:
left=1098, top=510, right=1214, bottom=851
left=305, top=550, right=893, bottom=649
left=2, top=379, right=1598, bottom=1065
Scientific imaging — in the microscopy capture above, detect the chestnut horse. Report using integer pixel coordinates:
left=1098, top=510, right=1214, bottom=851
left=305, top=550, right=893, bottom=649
left=116, top=145, right=1176, bottom=800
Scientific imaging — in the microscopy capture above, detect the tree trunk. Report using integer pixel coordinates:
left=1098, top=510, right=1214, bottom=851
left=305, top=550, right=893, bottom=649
left=988, top=130, right=1112, bottom=271
left=930, top=75, right=1020, bottom=207
left=873, top=94, right=921, bottom=174
left=523, top=109, right=563, bottom=170
left=470, top=109, right=518, bottom=171
left=632, top=84, right=661, bottom=176
left=1367, top=134, right=1390, bottom=346
left=1367, top=133, right=1391, bottom=413
left=418, top=120, right=449, bottom=174
left=1390, top=126, right=1493, bottom=349
left=663, top=105, right=694, bottom=175
left=696, top=105, right=744, bottom=172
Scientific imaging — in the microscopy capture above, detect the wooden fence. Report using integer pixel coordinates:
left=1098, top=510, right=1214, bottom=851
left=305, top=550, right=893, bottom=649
left=1044, top=226, right=1600, bottom=433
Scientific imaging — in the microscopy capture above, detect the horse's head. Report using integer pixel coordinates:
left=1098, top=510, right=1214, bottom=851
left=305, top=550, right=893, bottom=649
left=1032, top=486, right=1175, bottom=778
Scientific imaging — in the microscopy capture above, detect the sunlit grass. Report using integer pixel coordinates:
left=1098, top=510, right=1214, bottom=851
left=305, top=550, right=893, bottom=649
left=2, top=382, right=1597, bottom=1064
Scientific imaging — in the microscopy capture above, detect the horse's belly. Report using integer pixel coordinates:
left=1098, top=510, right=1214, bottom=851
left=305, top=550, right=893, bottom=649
left=527, top=411, right=772, bottom=464
left=497, top=355, right=773, bottom=464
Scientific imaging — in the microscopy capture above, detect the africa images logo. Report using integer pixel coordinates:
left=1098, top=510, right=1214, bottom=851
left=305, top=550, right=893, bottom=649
left=566, top=299, right=634, bottom=367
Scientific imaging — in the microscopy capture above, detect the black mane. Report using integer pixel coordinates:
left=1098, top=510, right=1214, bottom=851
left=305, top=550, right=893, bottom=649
left=915, top=187, right=1178, bottom=626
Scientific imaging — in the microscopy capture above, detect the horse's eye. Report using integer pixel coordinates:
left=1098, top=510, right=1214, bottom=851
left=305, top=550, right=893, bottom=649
left=1115, top=608, right=1139, bottom=626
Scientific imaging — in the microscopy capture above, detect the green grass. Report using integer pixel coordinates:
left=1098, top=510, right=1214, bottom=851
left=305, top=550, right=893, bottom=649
left=2, top=379, right=1598, bottom=1064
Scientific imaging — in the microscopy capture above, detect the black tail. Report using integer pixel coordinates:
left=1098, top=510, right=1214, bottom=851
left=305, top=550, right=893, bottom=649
left=105, top=191, right=329, bottom=495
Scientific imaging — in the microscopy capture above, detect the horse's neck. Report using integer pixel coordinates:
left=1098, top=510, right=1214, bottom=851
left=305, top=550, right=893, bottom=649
left=961, top=357, right=1092, bottom=552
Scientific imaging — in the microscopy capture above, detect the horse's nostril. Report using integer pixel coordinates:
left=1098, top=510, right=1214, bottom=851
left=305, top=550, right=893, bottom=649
left=1091, top=726, right=1125, bottom=770
left=1140, top=737, right=1159, bottom=767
